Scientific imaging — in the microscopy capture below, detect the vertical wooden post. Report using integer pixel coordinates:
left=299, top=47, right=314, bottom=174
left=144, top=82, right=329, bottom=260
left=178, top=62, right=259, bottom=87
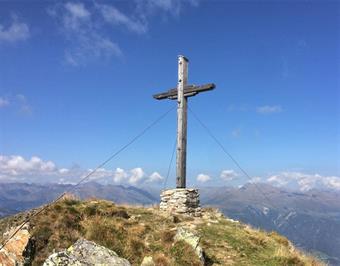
left=176, top=55, right=188, bottom=188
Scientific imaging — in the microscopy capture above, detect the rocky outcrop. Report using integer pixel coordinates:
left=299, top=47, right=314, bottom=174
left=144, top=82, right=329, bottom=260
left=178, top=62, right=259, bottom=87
left=0, top=223, right=35, bottom=266
left=174, top=227, right=205, bottom=265
left=160, top=188, right=201, bottom=217
left=43, top=239, right=131, bottom=266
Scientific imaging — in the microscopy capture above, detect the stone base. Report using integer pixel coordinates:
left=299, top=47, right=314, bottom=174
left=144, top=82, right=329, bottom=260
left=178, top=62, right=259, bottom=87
left=160, top=188, right=201, bottom=217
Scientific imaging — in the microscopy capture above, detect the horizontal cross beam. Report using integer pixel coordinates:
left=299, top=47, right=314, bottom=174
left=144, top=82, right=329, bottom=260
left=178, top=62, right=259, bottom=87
left=153, top=83, right=215, bottom=100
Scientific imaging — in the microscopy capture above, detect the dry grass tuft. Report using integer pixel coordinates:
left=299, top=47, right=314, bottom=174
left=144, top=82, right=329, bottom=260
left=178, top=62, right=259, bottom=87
left=154, top=252, right=171, bottom=265
left=170, top=240, right=202, bottom=266
left=161, top=229, right=175, bottom=244
left=269, top=231, right=290, bottom=246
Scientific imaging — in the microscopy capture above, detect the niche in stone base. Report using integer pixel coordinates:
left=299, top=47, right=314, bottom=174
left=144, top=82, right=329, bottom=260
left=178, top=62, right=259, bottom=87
left=160, top=188, right=202, bottom=217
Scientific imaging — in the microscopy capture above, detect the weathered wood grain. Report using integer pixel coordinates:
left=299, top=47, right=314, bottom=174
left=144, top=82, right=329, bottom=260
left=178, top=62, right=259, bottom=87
left=152, top=55, right=216, bottom=189
left=153, top=83, right=215, bottom=100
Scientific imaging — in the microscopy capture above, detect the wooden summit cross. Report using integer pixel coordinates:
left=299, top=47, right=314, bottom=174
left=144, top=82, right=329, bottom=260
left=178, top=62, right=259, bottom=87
left=153, top=55, right=215, bottom=188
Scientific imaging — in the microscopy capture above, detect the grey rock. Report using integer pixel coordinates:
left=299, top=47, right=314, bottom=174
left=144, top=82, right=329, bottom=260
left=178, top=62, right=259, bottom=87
left=43, top=239, right=131, bottom=266
left=43, top=252, right=83, bottom=266
left=174, top=227, right=205, bottom=265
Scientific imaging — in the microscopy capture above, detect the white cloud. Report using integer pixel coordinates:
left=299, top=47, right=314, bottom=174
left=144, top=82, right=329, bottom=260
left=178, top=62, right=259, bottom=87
left=220, top=169, right=238, bottom=181
left=62, top=2, right=91, bottom=32
left=0, top=155, right=56, bottom=181
left=96, top=3, right=147, bottom=34
left=113, top=167, right=128, bottom=183
left=267, top=171, right=340, bottom=191
left=0, top=94, right=32, bottom=114
left=84, top=167, right=114, bottom=181
left=0, top=17, right=30, bottom=43
left=59, top=168, right=69, bottom=174
left=0, top=155, right=164, bottom=185
left=250, top=176, right=262, bottom=183
left=63, top=34, right=122, bottom=67
left=99, top=167, right=162, bottom=185
left=48, top=2, right=122, bottom=66
left=197, top=173, right=211, bottom=183
left=324, top=177, right=340, bottom=189
left=48, top=1, right=198, bottom=65
left=99, top=0, right=199, bottom=32
left=129, top=167, right=145, bottom=184
left=65, top=2, right=90, bottom=19
left=136, top=0, right=199, bottom=17
left=114, top=168, right=163, bottom=185
left=0, top=97, right=9, bottom=108
left=256, top=105, right=282, bottom=114
left=48, top=2, right=91, bottom=32
left=147, top=172, right=164, bottom=183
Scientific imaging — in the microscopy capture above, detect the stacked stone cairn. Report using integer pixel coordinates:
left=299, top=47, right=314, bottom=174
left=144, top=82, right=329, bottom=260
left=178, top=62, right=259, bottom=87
left=160, top=188, right=201, bottom=217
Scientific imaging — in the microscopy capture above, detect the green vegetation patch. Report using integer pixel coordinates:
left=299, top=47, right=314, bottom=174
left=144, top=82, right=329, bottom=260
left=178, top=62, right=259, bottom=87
left=198, top=218, right=321, bottom=266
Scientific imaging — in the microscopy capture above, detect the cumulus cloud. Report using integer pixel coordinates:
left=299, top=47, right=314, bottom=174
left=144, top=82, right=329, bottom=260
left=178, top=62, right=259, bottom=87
left=83, top=167, right=114, bottom=181
left=113, top=167, right=128, bottom=183
left=0, top=16, right=30, bottom=43
left=256, top=105, right=282, bottom=114
left=250, top=176, right=262, bottom=183
left=220, top=169, right=238, bottom=181
left=113, top=167, right=163, bottom=185
left=86, top=167, right=157, bottom=185
left=129, top=167, right=145, bottom=184
left=267, top=171, right=340, bottom=191
left=197, top=173, right=211, bottom=183
left=0, top=154, right=164, bottom=185
left=59, top=168, right=69, bottom=174
left=147, top=172, right=164, bottom=183
left=324, top=177, right=340, bottom=190
left=0, top=97, right=10, bottom=108
left=0, top=155, right=56, bottom=181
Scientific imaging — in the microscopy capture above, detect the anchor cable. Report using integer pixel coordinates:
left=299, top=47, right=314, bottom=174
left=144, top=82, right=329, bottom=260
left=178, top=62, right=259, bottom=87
left=163, top=137, right=177, bottom=190
left=0, top=105, right=175, bottom=251
left=188, top=106, right=277, bottom=210
left=188, top=106, right=308, bottom=245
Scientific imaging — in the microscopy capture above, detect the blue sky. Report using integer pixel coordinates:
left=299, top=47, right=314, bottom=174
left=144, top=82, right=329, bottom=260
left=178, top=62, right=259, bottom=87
left=0, top=0, right=339, bottom=191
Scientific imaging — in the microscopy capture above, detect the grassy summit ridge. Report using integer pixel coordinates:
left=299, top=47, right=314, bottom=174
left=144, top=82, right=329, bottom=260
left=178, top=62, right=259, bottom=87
left=0, top=199, right=322, bottom=266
